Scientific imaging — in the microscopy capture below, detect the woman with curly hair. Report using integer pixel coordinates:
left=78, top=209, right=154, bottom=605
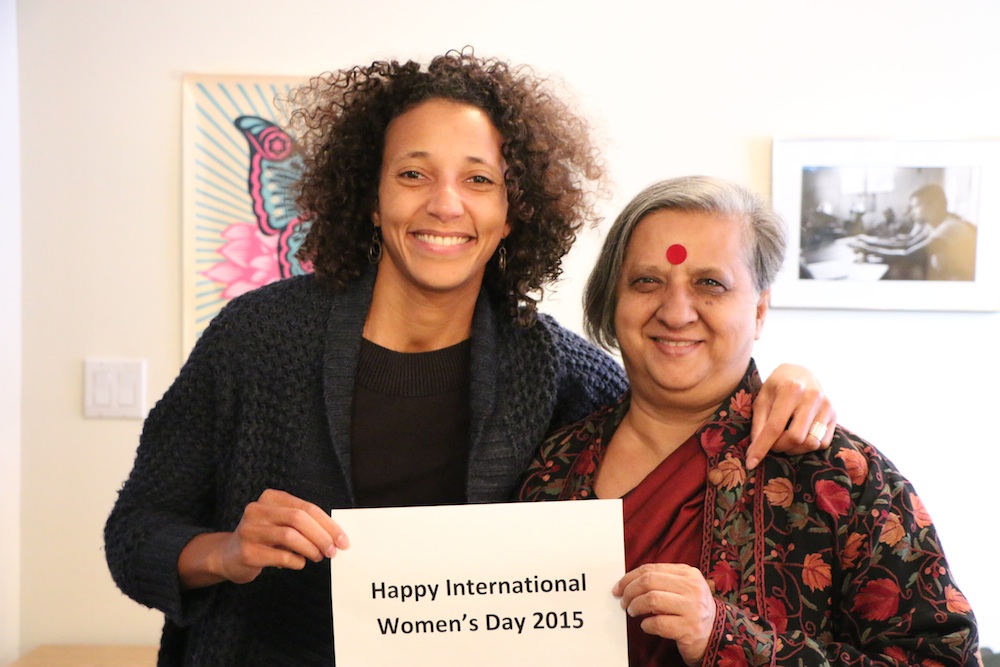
left=105, top=49, right=835, bottom=665
left=291, top=49, right=604, bottom=325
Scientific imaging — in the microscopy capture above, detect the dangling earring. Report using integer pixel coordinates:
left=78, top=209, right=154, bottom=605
left=368, top=227, right=382, bottom=264
left=497, top=241, right=507, bottom=273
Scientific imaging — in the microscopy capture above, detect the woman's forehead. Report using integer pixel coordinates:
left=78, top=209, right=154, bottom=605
left=622, top=210, right=752, bottom=275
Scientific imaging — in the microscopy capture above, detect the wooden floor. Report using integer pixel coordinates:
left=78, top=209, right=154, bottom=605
left=7, top=645, right=158, bottom=666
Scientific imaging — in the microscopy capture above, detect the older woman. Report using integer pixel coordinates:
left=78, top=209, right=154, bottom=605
left=519, top=176, right=978, bottom=667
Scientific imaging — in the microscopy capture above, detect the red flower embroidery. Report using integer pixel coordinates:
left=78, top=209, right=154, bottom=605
left=852, top=578, right=900, bottom=621
left=802, top=552, right=832, bottom=592
left=836, top=448, right=868, bottom=486
left=764, top=596, right=788, bottom=634
left=815, top=479, right=850, bottom=518
left=571, top=446, right=598, bottom=477
left=701, top=427, right=726, bottom=455
left=885, top=647, right=908, bottom=662
left=709, top=560, right=740, bottom=594
left=730, top=390, right=752, bottom=419
left=718, top=644, right=748, bottom=667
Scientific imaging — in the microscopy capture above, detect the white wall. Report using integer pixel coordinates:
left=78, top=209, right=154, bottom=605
left=16, top=0, right=999, bottom=655
left=0, top=0, right=21, bottom=665
left=2, top=0, right=22, bottom=662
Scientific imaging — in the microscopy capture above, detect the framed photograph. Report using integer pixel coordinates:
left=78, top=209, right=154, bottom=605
left=770, top=139, right=1000, bottom=311
left=182, top=74, right=308, bottom=353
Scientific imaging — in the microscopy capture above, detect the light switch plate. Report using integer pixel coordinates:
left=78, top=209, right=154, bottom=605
left=84, top=358, right=147, bottom=419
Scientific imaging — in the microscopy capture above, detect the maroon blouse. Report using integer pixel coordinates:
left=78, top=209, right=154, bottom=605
left=621, top=436, right=706, bottom=666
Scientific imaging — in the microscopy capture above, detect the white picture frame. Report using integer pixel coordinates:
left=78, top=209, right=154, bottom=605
left=770, top=138, right=1000, bottom=311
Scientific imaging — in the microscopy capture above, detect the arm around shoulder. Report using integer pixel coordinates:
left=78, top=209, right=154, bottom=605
left=540, top=315, right=627, bottom=432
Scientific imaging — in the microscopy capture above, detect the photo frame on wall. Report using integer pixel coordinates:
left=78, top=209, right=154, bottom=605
left=181, top=74, right=308, bottom=353
left=770, top=138, right=1000, bottom=311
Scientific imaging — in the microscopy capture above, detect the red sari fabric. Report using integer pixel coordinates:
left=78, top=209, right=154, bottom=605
left=622, top=437, right=706, bottom=667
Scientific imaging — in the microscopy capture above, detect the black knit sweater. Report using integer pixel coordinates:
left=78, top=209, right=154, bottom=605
left=104, top=269, right=627, bottom=666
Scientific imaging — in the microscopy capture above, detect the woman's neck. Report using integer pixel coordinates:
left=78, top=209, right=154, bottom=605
left=594, top=395, right=718, bottom=499
left=364, top=271, right=480, bottom=352
left=626, top=392, right=723, bottom=448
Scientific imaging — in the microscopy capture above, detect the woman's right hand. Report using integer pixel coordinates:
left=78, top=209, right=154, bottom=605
left=178, top=489, right=350, bottom=589
left=613, top=562, right=716, bottom=667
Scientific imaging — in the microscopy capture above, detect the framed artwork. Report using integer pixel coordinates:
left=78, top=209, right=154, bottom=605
left=770, top=139, right=1000, bottom=311
left=182, top=74, right=309, bottom=353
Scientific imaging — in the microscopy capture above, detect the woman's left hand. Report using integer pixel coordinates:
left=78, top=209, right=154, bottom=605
left=746, top=363, right=836, bottom=469
left=613, top=563, right=716, bottom=667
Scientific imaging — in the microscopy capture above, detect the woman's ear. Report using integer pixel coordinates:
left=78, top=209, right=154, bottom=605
left=371, top=192, right=381, bottom=227
left=754, top=289, right=770, bottom=340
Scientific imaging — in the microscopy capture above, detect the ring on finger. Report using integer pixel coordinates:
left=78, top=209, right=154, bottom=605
left=808, top=421, right=827, bottom=443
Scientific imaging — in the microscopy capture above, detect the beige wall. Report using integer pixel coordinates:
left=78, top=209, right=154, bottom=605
left=15, top=0, right=1000, bottom=656
left=3, top=0, right=22, bottom=661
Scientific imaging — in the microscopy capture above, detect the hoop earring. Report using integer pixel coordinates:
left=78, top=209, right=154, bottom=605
left=497, top=242, right=507, bottom=273
left=368, top=227, right=382, bottom=264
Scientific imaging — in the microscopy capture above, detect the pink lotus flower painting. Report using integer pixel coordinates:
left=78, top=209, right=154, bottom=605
left=201, top=223, right=282, bottom=300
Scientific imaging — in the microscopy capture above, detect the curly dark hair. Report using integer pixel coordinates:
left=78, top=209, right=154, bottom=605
left=288, top=48, right=605, bottom=326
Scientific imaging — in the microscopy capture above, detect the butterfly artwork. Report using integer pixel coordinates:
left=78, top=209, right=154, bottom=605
left=233, top=116, right=312, bottom=280
left=182, top=75, right=310, bottom=351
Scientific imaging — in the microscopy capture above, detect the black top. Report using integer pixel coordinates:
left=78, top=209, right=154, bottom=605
left=351, top=338, right=472, bottom=507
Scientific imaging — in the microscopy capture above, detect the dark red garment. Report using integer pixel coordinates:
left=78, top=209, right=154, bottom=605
left=621, top=437, right=706, bottom=667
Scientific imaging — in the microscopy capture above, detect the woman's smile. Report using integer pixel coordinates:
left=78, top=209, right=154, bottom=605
left=412, top=232, right=475, bottom=248
left=651, top=337, right=700, bottom=352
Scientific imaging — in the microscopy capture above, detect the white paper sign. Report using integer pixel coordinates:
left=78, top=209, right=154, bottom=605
left=330, top=500, right=627, bottom=667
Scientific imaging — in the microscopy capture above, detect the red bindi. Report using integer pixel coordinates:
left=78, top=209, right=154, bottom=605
left=666, top=244, right=687, bottom=265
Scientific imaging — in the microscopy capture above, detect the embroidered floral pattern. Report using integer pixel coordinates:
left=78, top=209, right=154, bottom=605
left=763, top=477, right=794, bottom=508
left=801, top=552, right=831, bottom=592
left=836, top=448, right=868, bottom=486
left=518, top=361, right=979, bottom=667
left=730, top=389, right=753, bottom=419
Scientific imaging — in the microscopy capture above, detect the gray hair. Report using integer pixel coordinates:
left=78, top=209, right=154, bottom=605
left=583, top=175, right=787, bottom=351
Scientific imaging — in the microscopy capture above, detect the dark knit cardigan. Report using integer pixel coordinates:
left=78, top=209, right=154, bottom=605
left=104, top=270, right=627, bottom=666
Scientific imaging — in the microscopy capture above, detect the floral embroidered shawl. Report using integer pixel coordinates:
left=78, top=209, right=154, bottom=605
left=519, top=360, right=979, bottom=667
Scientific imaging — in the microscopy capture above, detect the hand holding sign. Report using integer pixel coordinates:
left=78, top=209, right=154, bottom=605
left=179, top=489, right=351, bottom=589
